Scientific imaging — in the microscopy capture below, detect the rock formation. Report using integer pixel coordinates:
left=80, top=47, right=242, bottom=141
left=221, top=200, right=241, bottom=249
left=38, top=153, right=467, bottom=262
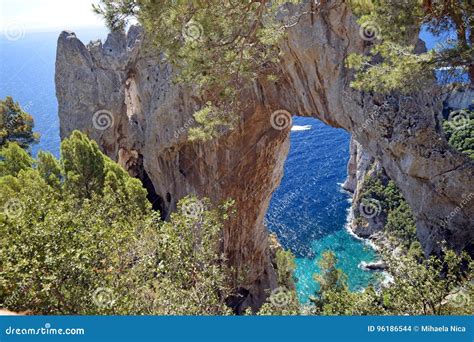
left=55, top=0, right=473, bottom=309
left=56, top=26, right=289, bottom=310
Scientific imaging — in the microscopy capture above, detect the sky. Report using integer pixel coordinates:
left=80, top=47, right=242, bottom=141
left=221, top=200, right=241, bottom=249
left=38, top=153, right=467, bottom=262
left=0, top=0, right=106, bottom=32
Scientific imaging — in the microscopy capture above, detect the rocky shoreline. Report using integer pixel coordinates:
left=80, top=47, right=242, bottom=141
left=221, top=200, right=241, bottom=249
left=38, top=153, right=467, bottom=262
left=343, top=85, right=473, bottom=288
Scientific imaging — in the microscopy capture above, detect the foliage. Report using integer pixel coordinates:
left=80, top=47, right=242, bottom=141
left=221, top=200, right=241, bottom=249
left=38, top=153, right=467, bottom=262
left=310, top=251, right=350, bottom=313
left=355, top=170, right=417, bottom=250
left=443, top=108, right=474, bottom=159
left=0, top=131, right=232, bottom=315
left=0, top=96, right=39, bottom=148
left=93, top=0, right=302, bottom=139
left=274, top=248, right=296, bottom=289
left=346, top=42, right=434, bottom=94
left=306, top=248, right=473, bottom=316
left=379, top=248, right=473, bottom=315
left=258, top=286, right=300, bottom=316
left=0, top=143, right=34, bottom=177
left=385, top=201, right=417, bottom=247
left=347, top=0, right=474, bottom=92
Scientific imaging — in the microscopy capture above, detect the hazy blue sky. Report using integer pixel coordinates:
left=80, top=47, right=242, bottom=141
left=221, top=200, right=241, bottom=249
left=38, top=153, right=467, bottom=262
left=0, top=0, right=106, bottom=32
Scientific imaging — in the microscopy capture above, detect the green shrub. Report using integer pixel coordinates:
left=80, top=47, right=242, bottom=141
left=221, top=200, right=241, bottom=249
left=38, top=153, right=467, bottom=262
left=0, top=131, right=232, bottom=315
left=443, top=109, right=474, bottom=160
left=0, top=96, right=38, bottom=148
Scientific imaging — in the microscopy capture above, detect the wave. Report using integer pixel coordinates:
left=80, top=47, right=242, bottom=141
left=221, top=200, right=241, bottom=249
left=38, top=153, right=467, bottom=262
left=291, top=125, right=312, bottom=131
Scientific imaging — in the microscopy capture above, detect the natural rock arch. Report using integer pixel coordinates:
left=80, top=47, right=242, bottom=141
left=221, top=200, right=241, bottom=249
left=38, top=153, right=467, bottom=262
left=55, top=0, right=473, bottom=309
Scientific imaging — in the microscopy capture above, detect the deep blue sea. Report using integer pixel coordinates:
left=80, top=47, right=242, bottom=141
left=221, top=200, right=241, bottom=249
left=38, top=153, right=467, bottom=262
left=0, top=28, right=108, bottom=157
left=265, top=119, right=379, bottom=303
left=2, top=28, right=434, bottom=304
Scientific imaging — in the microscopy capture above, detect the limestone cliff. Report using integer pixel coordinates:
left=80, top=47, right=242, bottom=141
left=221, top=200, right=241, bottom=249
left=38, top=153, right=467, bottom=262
left=55, top=0, right=473, bottom=309
left=344, top=87, right=474, bottom=245
left=55, top=26, right=288, bottom=310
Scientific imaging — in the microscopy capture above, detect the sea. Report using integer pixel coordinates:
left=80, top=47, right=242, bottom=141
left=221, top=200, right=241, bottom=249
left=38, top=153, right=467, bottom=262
left=265, top=118, right=379, bottom=303
left=0, top=28, right=108, bottom=157
left=1, top=26, right=442, bottom=304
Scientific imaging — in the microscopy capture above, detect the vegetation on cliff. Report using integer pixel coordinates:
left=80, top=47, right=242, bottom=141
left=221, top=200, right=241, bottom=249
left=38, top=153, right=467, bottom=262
left=347, top=0, right=473, bottom=92
left=308, top=248, right=473, bottom=315
left=354, top=169, right=418, bottom=250
left=0, top=96, right=39, bottom=149
left=443, top=108, right=474, bottom=159
left=0, top=130, right=233, bottom=315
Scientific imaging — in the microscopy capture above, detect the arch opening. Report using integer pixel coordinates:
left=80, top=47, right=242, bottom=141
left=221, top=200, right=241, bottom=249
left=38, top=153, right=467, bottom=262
left=265, top=116, right=381, bottom=303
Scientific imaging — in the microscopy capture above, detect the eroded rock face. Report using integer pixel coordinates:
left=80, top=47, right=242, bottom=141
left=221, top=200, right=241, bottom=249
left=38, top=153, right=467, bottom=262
left=269, top=1, right=473, bottom=256
left=55, top=0, right=473, bottom=308
left=56, top=27, right=289, bottom=310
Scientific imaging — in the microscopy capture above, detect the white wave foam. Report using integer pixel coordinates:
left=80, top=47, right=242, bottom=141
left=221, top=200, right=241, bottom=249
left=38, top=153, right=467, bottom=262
left=291, top=125, right=312, bottom=131
left=344, top=207, right=379, bottom=250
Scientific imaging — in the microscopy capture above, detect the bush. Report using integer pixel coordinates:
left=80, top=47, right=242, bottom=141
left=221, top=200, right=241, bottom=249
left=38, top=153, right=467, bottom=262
left=0, top=131, right=232, bottom=315
left=443, top=109, right=474, bottom=160
left=0, top=96, right=38, bottom=148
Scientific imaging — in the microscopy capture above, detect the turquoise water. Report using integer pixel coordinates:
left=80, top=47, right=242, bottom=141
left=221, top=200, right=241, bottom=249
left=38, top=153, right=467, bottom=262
left=265, top=118, right=380, bottom=304
left=295, top=230, right=379, bottom=303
